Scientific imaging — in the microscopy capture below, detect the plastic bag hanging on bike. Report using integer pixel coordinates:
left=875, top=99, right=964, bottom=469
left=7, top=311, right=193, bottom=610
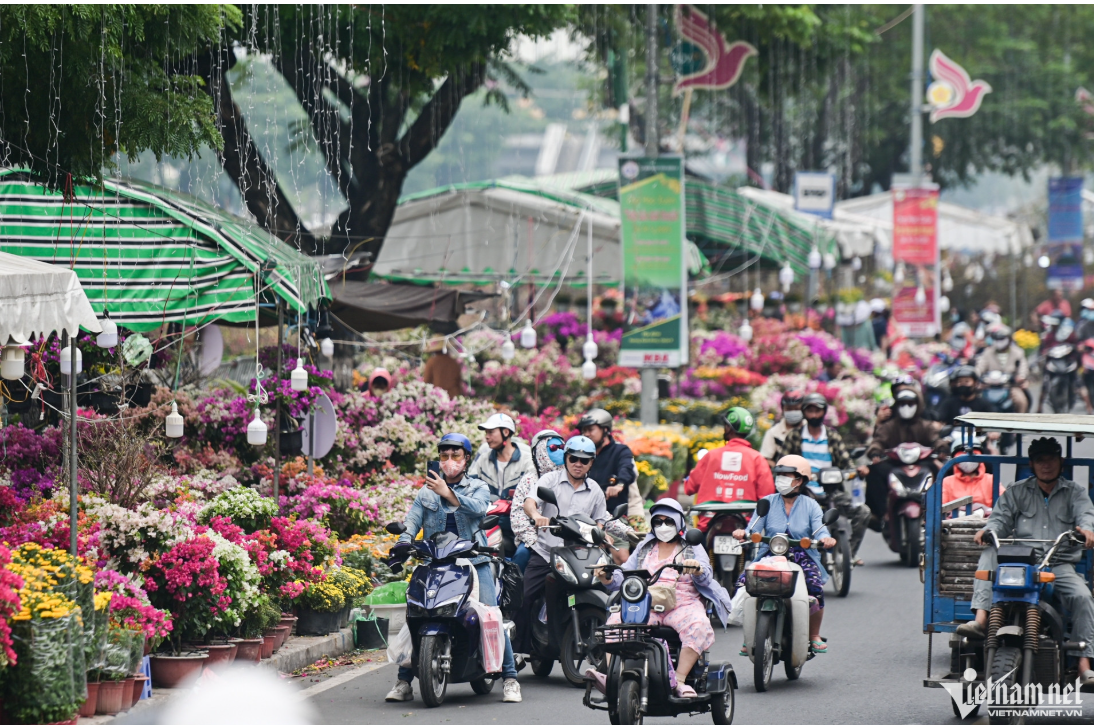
left=727, top=587, right=748, bottom=626
left=387, top=624, right=414, bottom=667
left=467, top=600, right=506, bottom=673
left=497, top=560, right=523, bottom=611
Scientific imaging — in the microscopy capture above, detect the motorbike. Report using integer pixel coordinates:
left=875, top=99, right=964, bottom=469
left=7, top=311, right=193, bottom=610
left=980, top=370, right=1015, bottom=452
left=384, top=517, right=509, bottom=707
left=1081, top=338, right=1094, bottom=406
left=1043, top=342, right=1078, bottom=413
left=528, top=485, right=627, bottom=686
left=812, top=468, right=858, bottom=597
left=924, top=351, right=960, bottom=419
left=881, top=442, right=934, bottom=568
left=483, top=488, right=516, bottom=557
left=582, top=527, right=737, bottom=725
left=741, top=498, right=840, bottom=692
left=690, top=501, right=757, bottom=598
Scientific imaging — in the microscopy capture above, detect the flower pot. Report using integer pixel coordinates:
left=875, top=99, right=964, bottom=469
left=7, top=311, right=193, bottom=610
left=149, top=653, right=208, bottom=688
left=273, top=625, right=291, bottom=650
left=120, top=677, right=136, bottom=711
left=338, top=604, right=352, bottom=628
left=78, top=681, right=100, bottom=718
left=96, top=679, right=127, bottom=714
left=126, top=381, right=155, bottom=408
left=202, top=643, right=237, bottom=669
left=260, top=634, right=276, bottom=659
left=280, top=615, right=297, bottom=636
left=279, top=426, right=303, bottom=456
left=130, top=675, right=148, bottom=707
left=296, top=607, right=337, bottom=636
left=234, top=638, right=263, bottom=663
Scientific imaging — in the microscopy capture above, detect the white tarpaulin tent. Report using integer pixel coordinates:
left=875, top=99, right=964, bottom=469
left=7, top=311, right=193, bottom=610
left=0, top=251, right=101, bottom=343
left=735, top=186, right=884, bottom=259
left=835, top=192, right=1033, bottom=256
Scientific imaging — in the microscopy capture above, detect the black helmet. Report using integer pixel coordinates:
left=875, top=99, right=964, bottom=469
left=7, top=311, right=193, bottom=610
left=950, top=365, right=979, bottom=384
left=802, top=392, right=827, bottom=412
left=1028, top=437, right=1062, bottom=461
left=578, top=408, right=613, bottom=433
left=781, top=388, right=805, bottom=408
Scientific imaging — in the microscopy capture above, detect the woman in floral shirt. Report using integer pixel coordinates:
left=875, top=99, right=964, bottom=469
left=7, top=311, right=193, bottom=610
left=510, top=429, right=565, bottom=572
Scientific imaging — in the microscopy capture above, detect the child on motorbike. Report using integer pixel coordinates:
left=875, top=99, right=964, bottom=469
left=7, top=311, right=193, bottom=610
left=733, top=455, right=837, bottom=654
left=593, top=499, right=733, bottom=697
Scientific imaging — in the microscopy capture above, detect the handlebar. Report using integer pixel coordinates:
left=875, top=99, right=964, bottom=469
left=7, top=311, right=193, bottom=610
left=988, top=529, right=1085, bottom=570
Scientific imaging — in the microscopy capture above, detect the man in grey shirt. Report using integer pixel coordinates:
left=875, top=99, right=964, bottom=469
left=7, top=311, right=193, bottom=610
left=956, top=437, right=1094, bottom=681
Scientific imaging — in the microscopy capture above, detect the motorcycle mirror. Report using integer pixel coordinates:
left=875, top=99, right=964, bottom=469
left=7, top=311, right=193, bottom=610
left=385, top=521, right=407, bottom=536
left=684, top=528, right=705, bottom=546
left=850, top=446, right=866, bottom=459
left=480, top=515, right=499, bottom=530
left=755, top=499, right=771, bottom=518
left=612, top=503, right=629, bottom=520
left=537, top=486, right=559, bottom=507
left=822, top=508, right=840, bottom=526
left=590, top=527, right=606, bottom=545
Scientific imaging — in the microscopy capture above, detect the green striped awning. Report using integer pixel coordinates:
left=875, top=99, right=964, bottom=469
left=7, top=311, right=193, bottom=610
left=0, top=170, right=328, bottom=331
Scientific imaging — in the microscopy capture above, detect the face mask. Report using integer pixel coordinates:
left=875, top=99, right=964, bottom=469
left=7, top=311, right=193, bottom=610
left=993, top=338, right=1010, bottom=351
left=1083, top=310, right=1094, bottom=321
left=440, top=459, right=465, bottom=478
left=775, top=475, right=798, bottom=496
left=952, top=336, right=966, bottom=348
left=653, top=524, right=678, bottom=543
left=957, top=461, right=980, bottom=474
left=783, top=410, right=803, bottom=425
left=805, top=415, right=825, bottom=428
left=546, top=439, right=565, bottom=466
left=897, top=404, right=917, bottom=419
left=953, top=385, right=975, bottom=399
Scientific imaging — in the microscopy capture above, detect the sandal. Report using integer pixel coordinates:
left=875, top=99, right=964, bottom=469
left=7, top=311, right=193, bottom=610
left=739, top=644, right=748, bottom=656
left=674, top=683, right=697, bottom=698
left=810, top=638, right=828, bottom=653
left=853, top=558, right=865, bottom=567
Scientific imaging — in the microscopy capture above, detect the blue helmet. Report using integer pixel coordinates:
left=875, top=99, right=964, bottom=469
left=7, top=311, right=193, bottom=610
left=438, top=433, right=472, bottom=454
left=564, top=435, right=597, bottom=460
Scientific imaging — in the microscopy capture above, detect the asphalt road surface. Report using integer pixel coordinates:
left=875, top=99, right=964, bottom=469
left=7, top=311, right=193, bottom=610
left=308, top=532, right=1094, bottom=725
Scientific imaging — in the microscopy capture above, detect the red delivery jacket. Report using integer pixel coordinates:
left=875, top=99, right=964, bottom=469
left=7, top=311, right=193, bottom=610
left=685, top=439, right=775, bottom=532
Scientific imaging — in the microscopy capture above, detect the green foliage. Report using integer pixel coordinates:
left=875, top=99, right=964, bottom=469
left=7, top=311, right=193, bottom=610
left=0, top=5, right=240, bottom=186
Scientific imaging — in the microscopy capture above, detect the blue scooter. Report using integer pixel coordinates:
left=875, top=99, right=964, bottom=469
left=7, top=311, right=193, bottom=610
left=385, top=517, right=506, bottom=707
left=582, top=527, right=737, bottom=725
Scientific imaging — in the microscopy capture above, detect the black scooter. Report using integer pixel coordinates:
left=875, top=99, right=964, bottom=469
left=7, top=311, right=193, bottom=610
left=812, top=468, right=855, bottom=597
left=528, top=485, right=627, bottom=686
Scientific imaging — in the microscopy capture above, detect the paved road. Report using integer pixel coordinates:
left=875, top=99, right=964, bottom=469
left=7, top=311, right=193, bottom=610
left=308, top=532, right=1094, bottom=725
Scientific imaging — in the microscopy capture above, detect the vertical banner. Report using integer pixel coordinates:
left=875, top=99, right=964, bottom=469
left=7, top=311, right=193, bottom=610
left=793, top=172, right=836, bottom=219
left=618, top=156, right=688, bottom=368
left=891, top=187, right=940, bottom=337
left=1047, top=177, right=1084, bottom=292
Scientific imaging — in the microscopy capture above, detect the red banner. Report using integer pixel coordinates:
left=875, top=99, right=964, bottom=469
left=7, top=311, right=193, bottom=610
left=892, top=188, right=940, bottom=337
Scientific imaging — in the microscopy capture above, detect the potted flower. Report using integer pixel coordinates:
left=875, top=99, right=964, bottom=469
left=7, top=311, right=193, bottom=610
left=199, top=486, right=279, bottom=534
left=295, top=580, right=345, bottom=635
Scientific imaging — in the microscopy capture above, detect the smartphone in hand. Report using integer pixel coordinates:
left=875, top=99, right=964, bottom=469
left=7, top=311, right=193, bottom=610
left=427, top=460, right=442, bottom=478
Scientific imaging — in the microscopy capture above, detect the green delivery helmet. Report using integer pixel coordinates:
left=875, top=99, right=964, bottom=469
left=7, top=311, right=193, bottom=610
left=722, top=407, right=755, bottom=437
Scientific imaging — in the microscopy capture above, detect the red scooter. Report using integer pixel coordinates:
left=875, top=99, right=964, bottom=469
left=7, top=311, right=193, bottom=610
left=881, top=442, right=935, bottom=568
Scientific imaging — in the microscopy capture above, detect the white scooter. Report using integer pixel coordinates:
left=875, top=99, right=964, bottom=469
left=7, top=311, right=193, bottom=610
left=740, top=499, right=838, bottom=692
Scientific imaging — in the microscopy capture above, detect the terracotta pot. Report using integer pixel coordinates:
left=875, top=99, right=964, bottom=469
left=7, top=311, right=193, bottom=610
left=120, top=678, right=136, bottom=712
left=130, top=675, right=148, bottom=707
left=37, top=718, right=78, bottom=725
left=202, top=643, right=238, bottom=668
left=260, top=634, right=276, bottom=659
left=149, top=653, right=209, bottom=688
left=78, top=681, right=100, bottom=718
left=235, top=638, right=264, bottom=663
left=96, top=679, right=127, bottom=715
left=280, top=615, right=297, bottom=636
left=272, top=625, right=291, bottom=651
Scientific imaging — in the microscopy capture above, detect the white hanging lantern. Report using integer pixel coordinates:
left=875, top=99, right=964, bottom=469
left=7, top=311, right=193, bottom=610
left=893, top=264, right=905, bottom=285
left=581, top=359, right=597, bottom=380
left=941, top=272, right=954, bottom=293
left=582, top=335, right=598, bottom=362
left=59, top=346, right=82, bottom=376
left=807, top=246, right=822, bottom=270
left=1023, top=252, right=1034, bottom=268
left=739, top=319, right=753, bottom=342
left=1038, top=255, right=1051, bottom=269
left=520, top=320, right=537, bottom=349
left=750, top=288, right=764, bottom=312
left=290, top=358, right=308, bottom=392
left=851, top=256, right=863, bottom=271
left=500, top=338, right=516, bottom=362
left=939, top=295, right=951, bottom=313
left=914, top=286, right=927, bottom=305
left=319, top=337, right=334, bottom=358
left=1, top=347, right=25, bottom=381
left=165, top=401, right=184, bottom=438
left=778, top=263, right=794, bottom=292
left=96, top=313, right=118, bottom=348
left=247, top=409, right=268, bottom=446
left=822, top=252, right=837, bottom=271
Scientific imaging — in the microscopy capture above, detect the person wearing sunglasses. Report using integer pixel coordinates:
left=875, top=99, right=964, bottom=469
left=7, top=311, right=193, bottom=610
left=508, top=429, right=567, bottom=572
left=578, top=408, right=637, bottom=514
left=514, top=435, right=628, bottom=656
left=387, top=432, right=522, bottom=704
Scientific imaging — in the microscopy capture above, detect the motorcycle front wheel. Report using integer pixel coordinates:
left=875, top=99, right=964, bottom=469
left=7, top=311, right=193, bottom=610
left=830, top=533, right=852, bottom=597
left=530, top=657, right=553, bottom=677
left=711, top=686, right=735, bottom=725
left=470, top=676, right=495, bottom=695
left=418, top=634, right=450, bottom=708
left=904, top=517, right=921, bottom=569
left=617, top=678, right=643, bottom=725
left=753, top=611, right=775, bottom=692
left=561, top=608, right=606, bottom=686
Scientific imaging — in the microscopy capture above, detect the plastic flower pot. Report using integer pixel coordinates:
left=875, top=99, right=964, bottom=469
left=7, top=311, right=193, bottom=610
left=202, top=643, right=237, bottom=669
left=296, top=607, right=335, bottom=636
left=78, top=681, right=100, bottom=718
left=120, top=678, right=136, bottom=711
left=280, top=426, right=304, bottom=455
left=234, top=639, right=263, bottom=663
left=96, top=679, right=127, bottom=715
left=130, top=676, right=148, bottom=707
left=149, top=653, right=208, bottom=688
left=260, top=634, right=276, bottom=659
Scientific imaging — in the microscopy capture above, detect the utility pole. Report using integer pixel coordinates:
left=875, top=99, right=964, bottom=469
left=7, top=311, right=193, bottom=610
left=639, top=3, right=660, bottom=426
left=909, top=4, right=925, bottom=185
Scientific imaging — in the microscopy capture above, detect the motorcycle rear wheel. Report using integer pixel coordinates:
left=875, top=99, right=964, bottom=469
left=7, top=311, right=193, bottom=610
left=617, top=678, right=643, bottom=725
left=418, top=634, right=450, bottom=708
left=753, top=611, right=774, bottom=692
left=530, top=657, right=553, bottom=677
left=470, top=676, right=496, bottom=695
left=561, top=609, right=606, bottom=686
left=831, top=533, right=852, bottom=597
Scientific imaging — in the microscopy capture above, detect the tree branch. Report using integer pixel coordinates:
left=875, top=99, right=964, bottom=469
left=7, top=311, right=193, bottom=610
left=401, top=63, right=486, bottom=169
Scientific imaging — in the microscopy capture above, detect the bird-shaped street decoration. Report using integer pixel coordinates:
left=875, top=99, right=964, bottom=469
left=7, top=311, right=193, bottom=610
left=673, top=5, right=756, bottom=95
left=926, top=49, right=992, bottom=122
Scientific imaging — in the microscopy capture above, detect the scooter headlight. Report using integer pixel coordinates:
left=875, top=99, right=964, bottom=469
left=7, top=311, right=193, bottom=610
left=552, top=555, right=579, bottom=585
left=997, top=566, right=1027, bottom=587
left=769, top=534, right=790, bottom=556
left=621, top=577, right=647, bottom=603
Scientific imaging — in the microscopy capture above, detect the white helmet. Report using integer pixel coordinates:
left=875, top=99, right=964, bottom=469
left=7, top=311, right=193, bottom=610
left=478, top=413, right=516, bottom=433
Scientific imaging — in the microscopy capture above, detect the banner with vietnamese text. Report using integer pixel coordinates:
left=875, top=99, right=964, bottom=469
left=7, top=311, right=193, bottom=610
left=1047, top=177, right=1084, bottom=292
left=891, top=187, right=940, bottom=337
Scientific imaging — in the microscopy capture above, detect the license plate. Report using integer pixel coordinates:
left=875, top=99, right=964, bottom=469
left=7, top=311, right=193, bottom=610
left=568, top=594, right=576, bottom=607
left=714, top=536, right=742, bottom=555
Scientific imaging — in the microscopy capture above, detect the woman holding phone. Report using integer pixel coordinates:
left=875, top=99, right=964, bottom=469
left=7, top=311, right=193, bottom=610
left=386, top=432, right=523, bottom=704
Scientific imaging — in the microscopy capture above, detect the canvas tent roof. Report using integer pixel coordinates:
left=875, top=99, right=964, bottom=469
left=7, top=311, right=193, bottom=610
left=735, top=186, right=883, bottom=259
left=328, top=281, right=493, bottom=333
left=0, top=170, right=329, bottom=331
left=0, top=251, right=101, bottom=344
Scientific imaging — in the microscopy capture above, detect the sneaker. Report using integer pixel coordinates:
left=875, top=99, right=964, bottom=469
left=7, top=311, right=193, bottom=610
left=955, top=621, right=985, bottom=640
left=385, top=680, right=414, bottom=702
left=502, top=678, right=522, bottom=703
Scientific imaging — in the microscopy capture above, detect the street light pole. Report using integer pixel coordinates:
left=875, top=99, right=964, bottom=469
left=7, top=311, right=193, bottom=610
left=909, top=4, right=925, bottom=185
left=639, top=3, right=660, bottom=426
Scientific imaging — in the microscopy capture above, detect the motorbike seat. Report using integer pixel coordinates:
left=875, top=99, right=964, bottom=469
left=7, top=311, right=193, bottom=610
left=648, top=625, right=682, bottom=648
